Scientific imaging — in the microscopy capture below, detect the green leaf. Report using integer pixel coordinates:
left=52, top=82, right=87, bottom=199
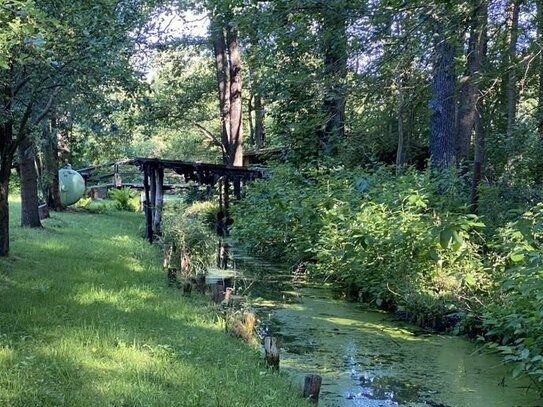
left=510, top=253, right=525, bottom=262
left=440, top=228, right=453, bottom=250
left=464, top=274, right=476, bottom=287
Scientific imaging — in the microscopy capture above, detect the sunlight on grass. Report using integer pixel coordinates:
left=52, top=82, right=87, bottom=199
left=0, top=199, right=309, bottom=407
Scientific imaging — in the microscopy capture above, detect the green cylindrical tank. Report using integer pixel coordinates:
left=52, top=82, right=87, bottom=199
left=59, top=168, right=85, bottom=206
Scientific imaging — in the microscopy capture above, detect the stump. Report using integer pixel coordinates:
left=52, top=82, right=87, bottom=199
left=303, top=374, right=322, bottom=402
left=264, top=336, right=280, bottom=370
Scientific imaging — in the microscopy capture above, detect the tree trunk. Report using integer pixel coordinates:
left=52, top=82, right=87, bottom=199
left=395, top=69, right=405, bottom=170
left=227, top=23, right=243, bottom=166
left=429, top=21, right=457, bottom=168
left=320, top=3, right=347, bottom=154
left=19, top=137, right=42, bottom=228
left=211, top=17, right=231, bottom=165
left=537, top=0, right=543, bottom=134
left=455, top=1, right=486, bottom=162
left=0, top=81, right=14, bottom=256
left=470, top=2, right=488, bottom=214
left=44, top=117, right=63, bottom=210
left=0, top=124, right=13, bottom=255
left=254, top=94, right=266, bottom=149
left=248, top=95, right=255, bottom=146
left=505, top=0, right=521, bottom=146
left=0, top=151, right=10, bottom=257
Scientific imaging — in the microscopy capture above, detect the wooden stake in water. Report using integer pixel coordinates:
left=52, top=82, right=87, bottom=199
left=303, top=374, right=322, bottom=402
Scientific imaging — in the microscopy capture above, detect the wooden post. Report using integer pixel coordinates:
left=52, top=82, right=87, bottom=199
left=224, top=176, right=230, bottom=234
left=113, top=163, right=122, bottom=187
left=220, top=240, right=229, bottom=270
left=150, top=164, right=157, bottom=230
left=163, top=243, right=174, bottom=268
left=303, top=374, right=322, bottom=402
left=211, top=283, right=225, bottom=303
left=38, top=204, right=49, bottom=220
left=264, top=336, right=280, bottom=370
left=195, top=273, right=206, bottom=293
left=153, top=167, right=164, bottom=235
left=167, top=268, right=177, bottom=287
left=143, top=164, right=153, bottom=243
left=233, top=177, right=241, bottom=200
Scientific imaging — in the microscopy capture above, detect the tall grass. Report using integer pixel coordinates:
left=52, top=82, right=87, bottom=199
left=0, top=198, right=307, bottom=407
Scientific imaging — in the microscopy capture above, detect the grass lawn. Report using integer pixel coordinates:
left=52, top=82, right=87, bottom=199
left=0, top=198, right=308, bottom=407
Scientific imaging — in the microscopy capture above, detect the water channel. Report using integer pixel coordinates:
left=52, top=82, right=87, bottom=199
left=227, top=254, right=542, bottom=407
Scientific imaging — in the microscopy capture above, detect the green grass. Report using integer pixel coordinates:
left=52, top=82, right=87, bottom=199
left=0, top=198, right=308, bottom=407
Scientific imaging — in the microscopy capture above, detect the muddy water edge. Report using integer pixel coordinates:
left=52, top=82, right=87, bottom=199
left=229, top=255, right=542, bottom=407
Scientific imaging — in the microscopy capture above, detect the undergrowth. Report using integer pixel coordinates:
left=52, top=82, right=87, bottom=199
left=231, top=164, right=543, bottom=384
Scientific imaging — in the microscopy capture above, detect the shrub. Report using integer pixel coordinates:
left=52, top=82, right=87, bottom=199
left=233, top=165, right=489, bottom=330
left=483, top=204, right=543, bottom=381
left=108, top=187, right=139, bottom=211
left=161, top=201, right=217, bottom=275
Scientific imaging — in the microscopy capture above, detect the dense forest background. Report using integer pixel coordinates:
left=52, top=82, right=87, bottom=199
left=2, top=0, right=543, bottom=386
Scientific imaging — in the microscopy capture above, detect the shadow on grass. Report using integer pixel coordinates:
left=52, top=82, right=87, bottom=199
left=1, top=209, right=309, bottom=407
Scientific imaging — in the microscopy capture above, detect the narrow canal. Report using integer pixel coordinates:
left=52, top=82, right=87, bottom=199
left=230, top=254, right=542, bottom=407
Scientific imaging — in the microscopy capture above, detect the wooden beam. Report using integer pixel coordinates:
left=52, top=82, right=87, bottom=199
left=143, top=164, right=153, bottom=244
left=233, top=177, right=241, bottom=200
left=153, top=167, right=164, bottom=235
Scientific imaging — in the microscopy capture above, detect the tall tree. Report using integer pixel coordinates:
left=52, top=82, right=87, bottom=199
left=211, top=16, right=243, bottom=166
left=470, top=1, right=489, bottom=213
left=537, top=0, right=543, bottom=134
left=455, top=1, right=487, bottom=162
left=429, top=16, right=457, bottom=168
left=18, top=136, right=42, bottom=227
left=505, top=0, right=521, bottom=146
left=227, top=23, right=243, bottom=166
left=319, top=0, right=348, bottom=155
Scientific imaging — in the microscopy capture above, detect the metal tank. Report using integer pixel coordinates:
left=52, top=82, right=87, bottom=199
left=59, top=167, right=85, bottom=206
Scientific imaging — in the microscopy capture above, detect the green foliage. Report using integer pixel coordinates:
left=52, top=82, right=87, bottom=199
left=483, top=204, right=543, bottom=382
left=182, top=200, right=219, bottom=229
left=233, top=165, right=488, bottom=328
left=161, top=201, right=217, bottom=274
left=233, top=164, right=543, bottom=382
left=108, top=187, right=139, bottom=211
left=8, top=171, right=20, bottom=195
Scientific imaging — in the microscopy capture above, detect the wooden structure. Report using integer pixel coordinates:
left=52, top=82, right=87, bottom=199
left=242, top=146, right=287, bottom=167
left=128, top=158, right=261, bottom=243
left=76, top=157, right=260, bottom=244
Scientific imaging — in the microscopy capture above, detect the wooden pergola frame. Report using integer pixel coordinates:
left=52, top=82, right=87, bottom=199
left=128, top=157, right=261, bottom=243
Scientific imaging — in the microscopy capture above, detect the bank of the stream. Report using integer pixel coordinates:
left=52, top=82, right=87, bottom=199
left=0, top=199, right=309, bottom=407
left=233, top=255, right=543, bottom=407
left=231, top=165, right=543, bottom=384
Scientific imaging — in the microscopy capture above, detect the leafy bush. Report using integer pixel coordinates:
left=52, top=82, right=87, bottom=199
left=483, top=204, right=543, bottom=381
left=233, top=165, right=488, bottom=329
left=161, top=201, right=217, bottom=275
left=183, top=200, right=218, bottom=229
left=108, top=187, right=139, bottom=211
left=311, top=168, right=488, bottom=328
left=233, top=164, right=543, bottom=382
